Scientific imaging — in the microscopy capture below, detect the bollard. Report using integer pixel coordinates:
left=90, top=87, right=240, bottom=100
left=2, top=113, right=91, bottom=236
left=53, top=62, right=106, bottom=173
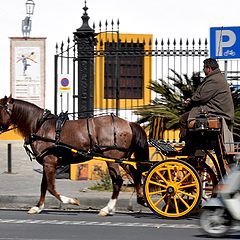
left=7, top=143, right=12, bottom=173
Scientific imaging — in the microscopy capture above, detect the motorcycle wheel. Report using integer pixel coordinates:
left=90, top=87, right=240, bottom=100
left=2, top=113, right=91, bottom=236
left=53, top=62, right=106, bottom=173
left=199, top=207, right=232, bottom=238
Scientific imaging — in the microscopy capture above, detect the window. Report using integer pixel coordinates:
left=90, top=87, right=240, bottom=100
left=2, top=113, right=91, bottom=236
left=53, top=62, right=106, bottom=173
left=104, top=42, right=144, bottom=99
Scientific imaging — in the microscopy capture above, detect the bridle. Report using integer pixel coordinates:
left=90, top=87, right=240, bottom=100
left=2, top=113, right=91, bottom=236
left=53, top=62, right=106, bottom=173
left=0, top=102, right=16, bottom=133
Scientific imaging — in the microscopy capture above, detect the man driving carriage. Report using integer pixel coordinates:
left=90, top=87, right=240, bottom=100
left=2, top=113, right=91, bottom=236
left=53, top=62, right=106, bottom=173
left=179, top=58, right=234, bottom=155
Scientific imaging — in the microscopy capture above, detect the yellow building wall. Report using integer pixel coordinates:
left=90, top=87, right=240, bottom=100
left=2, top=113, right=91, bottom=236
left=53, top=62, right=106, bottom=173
left=0, top=130, right=22, bottom=140
left=94, top=33, right=152, bottom=109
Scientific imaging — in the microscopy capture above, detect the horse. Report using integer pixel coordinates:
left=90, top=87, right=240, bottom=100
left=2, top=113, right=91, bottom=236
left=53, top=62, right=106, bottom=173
left=0, top=96, right=150, bottom=215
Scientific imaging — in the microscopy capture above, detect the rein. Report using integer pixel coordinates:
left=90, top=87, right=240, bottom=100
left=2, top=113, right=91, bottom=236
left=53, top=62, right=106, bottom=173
left=0, top=126, right=17, bottom=134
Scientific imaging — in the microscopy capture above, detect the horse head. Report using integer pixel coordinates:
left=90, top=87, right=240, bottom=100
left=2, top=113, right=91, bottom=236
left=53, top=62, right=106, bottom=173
left=0, top=95, right=14, bottom=133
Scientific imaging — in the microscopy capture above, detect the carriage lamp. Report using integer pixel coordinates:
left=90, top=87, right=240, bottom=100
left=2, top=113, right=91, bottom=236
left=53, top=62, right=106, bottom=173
left=25, top=0, right=35, bottom=16
left=22, top=0, right=35, bottom=37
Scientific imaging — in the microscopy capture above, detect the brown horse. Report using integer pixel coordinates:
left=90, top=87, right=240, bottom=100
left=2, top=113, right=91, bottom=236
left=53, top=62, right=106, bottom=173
left=0, top=96, right=149, bottom=215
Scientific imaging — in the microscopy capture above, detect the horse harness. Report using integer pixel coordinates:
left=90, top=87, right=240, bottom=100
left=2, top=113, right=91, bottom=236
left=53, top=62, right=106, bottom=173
left=0, top=102, right=12, bottom=115
left=0, top=102, right=16, bottom=133
left=86, top=114, right=126, bottom=153
left=24, top=111, right=130, bottom=163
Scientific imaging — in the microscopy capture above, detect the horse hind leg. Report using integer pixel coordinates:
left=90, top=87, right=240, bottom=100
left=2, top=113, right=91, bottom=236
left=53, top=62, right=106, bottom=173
left=99, top=163, right=123, bottom=216
left=121, top=164, right=147, bottom=207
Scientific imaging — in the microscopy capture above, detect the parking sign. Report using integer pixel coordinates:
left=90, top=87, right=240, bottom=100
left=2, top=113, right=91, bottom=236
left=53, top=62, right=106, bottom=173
left=58, top=74, right=72, bottom=92
left=210, top=26, right=240, bottom=59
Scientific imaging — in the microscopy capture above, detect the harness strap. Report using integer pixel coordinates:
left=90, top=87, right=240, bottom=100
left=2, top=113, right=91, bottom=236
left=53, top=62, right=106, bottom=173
left=24, top=132, right=130, bottom=163
left=87, top=114, right=119, bottom=153
left=24, top=143, right=36, bottom=161
left=0, top=103, right=12, bottom=116
left=111, top=113, right=117, bottom=146
left=86, top=118, right=93, bottom=150
left=55, top=111, right=68, bottom=143
left=37, top=109, right=54, bottom=129
left=0, top=126, right=17, bottom=134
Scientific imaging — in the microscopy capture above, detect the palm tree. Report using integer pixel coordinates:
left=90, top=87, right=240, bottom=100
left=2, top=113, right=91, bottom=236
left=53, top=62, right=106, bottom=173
left=135, top=69, right=240, bottom=141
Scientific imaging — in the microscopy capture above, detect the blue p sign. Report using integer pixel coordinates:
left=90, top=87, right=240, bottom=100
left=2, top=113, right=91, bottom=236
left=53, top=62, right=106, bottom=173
left=210, top=27, right=240, bottom=59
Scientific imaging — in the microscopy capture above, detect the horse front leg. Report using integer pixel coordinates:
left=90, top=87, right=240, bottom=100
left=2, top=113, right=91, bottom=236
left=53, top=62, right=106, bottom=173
left=45, top=156, right=80, bottom=206
left=28, top=156, right=79, bottom=214
left=99, top=163, right=123, bottom=216
left=28, top=169, right=47, bottom=214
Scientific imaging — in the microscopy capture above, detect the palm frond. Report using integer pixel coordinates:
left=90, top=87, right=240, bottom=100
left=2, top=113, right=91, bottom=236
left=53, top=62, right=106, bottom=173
left=136, top=69, right=240, bottom=141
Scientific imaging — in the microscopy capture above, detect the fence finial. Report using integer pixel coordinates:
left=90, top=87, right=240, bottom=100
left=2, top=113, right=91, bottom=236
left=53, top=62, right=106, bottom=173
left=75, top=0, right=94, bottom=32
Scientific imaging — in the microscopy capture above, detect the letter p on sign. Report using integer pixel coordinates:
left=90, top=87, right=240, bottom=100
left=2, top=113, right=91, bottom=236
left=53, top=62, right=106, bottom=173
left=210, top=27, right=240, bottom=59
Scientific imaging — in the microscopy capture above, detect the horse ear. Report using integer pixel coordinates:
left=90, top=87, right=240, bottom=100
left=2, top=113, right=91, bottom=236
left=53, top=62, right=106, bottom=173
left=3, top=95, right=8, bottom=102
left=5, top=95, right=14, bottom=104
left=8, top=94, right=14, bottom=104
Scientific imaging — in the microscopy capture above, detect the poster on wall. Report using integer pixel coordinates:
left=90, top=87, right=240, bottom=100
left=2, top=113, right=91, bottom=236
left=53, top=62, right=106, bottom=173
left=10, top=37, right=46, bottom=108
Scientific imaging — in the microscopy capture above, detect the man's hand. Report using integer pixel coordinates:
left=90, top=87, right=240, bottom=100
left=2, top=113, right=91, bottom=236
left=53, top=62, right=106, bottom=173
left=183, top=98, right=191, bottom=106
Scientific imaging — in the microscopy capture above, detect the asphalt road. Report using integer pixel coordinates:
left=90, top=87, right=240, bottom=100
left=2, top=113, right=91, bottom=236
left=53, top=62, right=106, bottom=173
left=0, top=210, right=240, bottom=240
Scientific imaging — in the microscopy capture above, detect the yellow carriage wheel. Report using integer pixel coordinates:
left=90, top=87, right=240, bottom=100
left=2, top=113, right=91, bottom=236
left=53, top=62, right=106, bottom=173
left=144, top=159, right=202, bottom=218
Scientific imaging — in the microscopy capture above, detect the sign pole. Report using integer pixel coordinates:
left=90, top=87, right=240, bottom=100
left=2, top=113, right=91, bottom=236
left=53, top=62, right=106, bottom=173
left=224, top=60, right=228, bottom=79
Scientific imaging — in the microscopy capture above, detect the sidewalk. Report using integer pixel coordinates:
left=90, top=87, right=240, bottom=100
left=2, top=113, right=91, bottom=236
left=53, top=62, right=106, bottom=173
left=0, top=140, right=150, bottom=213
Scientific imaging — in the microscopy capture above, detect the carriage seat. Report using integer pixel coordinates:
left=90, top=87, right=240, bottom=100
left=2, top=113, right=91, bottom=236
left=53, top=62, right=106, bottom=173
left=148, top=139, right=178, bottom=156
left=187, top=113, right=234, bottom=154
left=188, top=113, right=221, bottom=132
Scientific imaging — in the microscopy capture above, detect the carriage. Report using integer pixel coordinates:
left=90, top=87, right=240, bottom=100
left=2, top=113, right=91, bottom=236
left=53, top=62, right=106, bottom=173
left=0, top=96, right=236, bottom=218
left=146, top=113, right=236, bottom=218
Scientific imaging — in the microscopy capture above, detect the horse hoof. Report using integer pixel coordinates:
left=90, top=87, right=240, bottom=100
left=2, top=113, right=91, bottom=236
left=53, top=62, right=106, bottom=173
left=28, top=206, right=42, bottom=214
left=60, top=196, right=80, bottom=206
left=98, top=210, right=108, bottom=217
left=98, top=206, right=115, bottom=216
left=72, top=198, right=80, bottom=206
left=137, top=197, right=148, bottom=207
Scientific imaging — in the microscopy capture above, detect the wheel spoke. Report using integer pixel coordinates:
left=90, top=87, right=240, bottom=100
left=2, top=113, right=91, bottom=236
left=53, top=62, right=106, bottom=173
left=149, top=180, right=167, bottom=188
left=174, top=166, right=180, bottom=181
left=174, top=196, right=179, bottom=214
left=178, top=182, right=197, bottom=190
left=149, top=189, right=166, bottom=195
left=177, top=172, right=191, bottom=184
left=176, top=193, right=190, bottom=209
left=153, top=194, right=166, bottom=206
left=178, top=190, right=197, bottom=198
left=167, top=165, right=173, bottom=183
left=164, top=197, right=170, bottom=213
left=155, top=170, right=169, bottom=185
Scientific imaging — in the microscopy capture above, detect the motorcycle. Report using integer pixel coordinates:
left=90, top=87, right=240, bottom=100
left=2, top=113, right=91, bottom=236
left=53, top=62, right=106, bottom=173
left=200, top=164, right=240, bottom=237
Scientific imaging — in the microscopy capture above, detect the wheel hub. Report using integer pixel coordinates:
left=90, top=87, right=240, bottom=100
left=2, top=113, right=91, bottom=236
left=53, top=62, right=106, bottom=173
left=167, top=186, right=176, bottom=195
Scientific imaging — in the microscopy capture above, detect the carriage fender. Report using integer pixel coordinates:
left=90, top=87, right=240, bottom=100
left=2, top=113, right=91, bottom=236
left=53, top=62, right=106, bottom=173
left=202, top=197, right=223, bottom=209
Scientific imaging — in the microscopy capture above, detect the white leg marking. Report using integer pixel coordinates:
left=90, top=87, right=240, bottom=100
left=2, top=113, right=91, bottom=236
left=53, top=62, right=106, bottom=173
left=99, top=198, right=117, bottom=216
left=60, top=195, right=80, bottom=205
left=28, top=204, right=44, bottom=214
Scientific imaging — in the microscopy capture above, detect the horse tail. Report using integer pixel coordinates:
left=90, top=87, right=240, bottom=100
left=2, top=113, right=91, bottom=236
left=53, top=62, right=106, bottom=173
left=129, top=122, right=149, bottom=163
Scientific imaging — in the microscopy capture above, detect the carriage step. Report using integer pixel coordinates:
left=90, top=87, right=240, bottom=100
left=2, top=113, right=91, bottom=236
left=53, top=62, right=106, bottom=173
left=148, top=139, right=178, bottom=156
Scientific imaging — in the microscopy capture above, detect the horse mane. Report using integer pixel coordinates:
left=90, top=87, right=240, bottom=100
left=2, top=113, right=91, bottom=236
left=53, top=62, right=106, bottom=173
left=11, top=99, right=43, bottom=137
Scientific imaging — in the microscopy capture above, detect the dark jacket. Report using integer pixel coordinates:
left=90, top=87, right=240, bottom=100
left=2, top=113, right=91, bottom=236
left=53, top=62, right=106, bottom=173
left=188, top=68, right=234, bottom=123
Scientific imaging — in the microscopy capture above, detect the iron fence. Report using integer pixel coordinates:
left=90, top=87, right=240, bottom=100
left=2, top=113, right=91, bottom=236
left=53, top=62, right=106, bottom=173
left=54, top=34, right=213, bottom=120
left=54, top=6, right=240, bottom=136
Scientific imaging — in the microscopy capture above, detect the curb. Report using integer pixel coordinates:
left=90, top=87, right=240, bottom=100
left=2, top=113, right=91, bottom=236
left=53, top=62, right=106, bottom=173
left=0, top=195, right=152, bottom=213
